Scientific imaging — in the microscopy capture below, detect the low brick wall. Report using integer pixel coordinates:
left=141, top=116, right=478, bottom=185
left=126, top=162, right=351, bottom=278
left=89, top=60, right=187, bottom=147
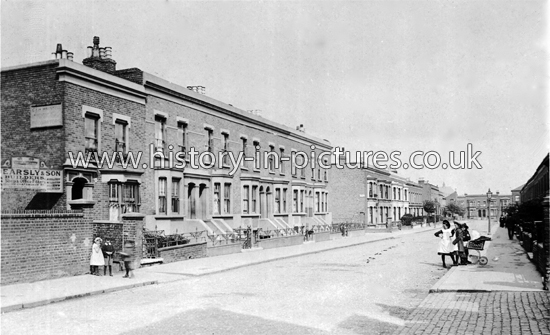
left=330, top=229, right=366, bottom=239
left=1, top=210, right=93, bottom=285
left=158, top=242, right=207, bottom=263
left=207, top=243, right=242, bottom=257
left=365, top=228, right=392, bottom=233
left=314, top=231, right=331, bottom=242
left=259, top=234, right=304, bottom=250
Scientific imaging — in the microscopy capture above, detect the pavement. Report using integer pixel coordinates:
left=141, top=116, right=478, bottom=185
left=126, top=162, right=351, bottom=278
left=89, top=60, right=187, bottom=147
left=430, top=224, right=544, bottom=293
left=394, top=221, right=550, bottom=335
left=0, top=223, right=439, bottom=314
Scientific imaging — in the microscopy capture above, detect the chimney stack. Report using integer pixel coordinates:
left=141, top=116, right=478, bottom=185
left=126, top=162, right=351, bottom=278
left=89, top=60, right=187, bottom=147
left=82, top=36, right=116, bottom=74
left=187, top=86, right=206, bottom=95
left=52, top=43, right=74, bottom=61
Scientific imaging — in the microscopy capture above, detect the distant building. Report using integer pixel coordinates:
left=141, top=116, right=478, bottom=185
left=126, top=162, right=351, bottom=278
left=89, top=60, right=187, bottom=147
left=439, top=182, right=455, bottom=197
left=406, top=180, right=423, bottom=217
left=456, top=192, right=511, bottom=219
left=511, top=184, right=524, bottom=204
left=418, top=179, right=444, bottom=216
left=327, top=161, right=410, bottom=226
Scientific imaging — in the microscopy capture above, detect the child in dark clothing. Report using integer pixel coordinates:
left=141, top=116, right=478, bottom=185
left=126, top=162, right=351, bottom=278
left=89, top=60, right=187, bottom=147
left=102, top=239, right=115, bottom=276
left=120, top=240, right=135, bottom=279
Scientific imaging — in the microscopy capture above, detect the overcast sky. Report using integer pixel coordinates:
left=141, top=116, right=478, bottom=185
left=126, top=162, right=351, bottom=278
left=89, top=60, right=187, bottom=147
left=2, top=1, right=548, bottom=196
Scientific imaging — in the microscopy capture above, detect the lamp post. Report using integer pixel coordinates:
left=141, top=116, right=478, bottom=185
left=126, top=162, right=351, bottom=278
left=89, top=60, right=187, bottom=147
left=487, top=189, right=492, bottom=235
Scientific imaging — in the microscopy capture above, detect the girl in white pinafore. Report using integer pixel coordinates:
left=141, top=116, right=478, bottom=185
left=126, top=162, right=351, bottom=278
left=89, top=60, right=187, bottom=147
left=435, top=220, right=457, bottom=268
left=90, top=237, right=105, bottom=275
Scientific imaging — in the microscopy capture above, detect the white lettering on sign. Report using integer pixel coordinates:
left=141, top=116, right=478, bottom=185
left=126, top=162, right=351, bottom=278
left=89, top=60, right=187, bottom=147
left=1, top=168, right=63, bottom=193
left=30, top=104, right=63, bottom=129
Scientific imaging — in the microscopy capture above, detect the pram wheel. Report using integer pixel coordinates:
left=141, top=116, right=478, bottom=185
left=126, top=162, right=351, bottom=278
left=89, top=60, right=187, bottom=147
left=479, top=256, right=488, bottom=266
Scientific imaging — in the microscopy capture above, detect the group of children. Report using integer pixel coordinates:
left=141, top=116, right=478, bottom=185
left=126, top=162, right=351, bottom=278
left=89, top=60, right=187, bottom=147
left=89, top=237, right=135, bottom=278
left=435, top=220, right=475, bottom=268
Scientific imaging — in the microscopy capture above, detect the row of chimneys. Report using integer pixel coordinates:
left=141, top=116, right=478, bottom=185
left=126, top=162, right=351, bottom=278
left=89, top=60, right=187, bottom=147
left=247, top=109, right=262, bottom=116
left=187, top=85, right=206, bottom=95
left=52, top=43, right=74, bottom=61
left=52, top=36, right=113, bottom=61
left=55, top=37, right=208, bottom=93
left=86, top=35, right=112, bottom=59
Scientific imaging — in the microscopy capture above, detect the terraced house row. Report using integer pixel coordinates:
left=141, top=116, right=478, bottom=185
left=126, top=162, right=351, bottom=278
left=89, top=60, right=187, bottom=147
left=1, top=37, right=333, bottom=237
left=327, top=158, right=445, bottom=226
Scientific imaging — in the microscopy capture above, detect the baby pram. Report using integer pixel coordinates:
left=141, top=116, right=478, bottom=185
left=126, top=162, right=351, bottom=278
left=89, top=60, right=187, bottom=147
left=467, top=234, right=492, bottom=266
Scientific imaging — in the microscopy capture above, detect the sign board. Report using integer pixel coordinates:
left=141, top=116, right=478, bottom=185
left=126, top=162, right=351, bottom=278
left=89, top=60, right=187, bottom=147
left=11, top=157, right=41, bottom=169
left=30, top=104, right=63, bottom=129
left=1, top=157, right=63, bottom=193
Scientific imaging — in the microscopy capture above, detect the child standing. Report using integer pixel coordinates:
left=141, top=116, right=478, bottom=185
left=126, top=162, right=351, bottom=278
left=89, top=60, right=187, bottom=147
left=90, top=237, right=104, bottom=275
left=102, top=239, right=115, bottom=276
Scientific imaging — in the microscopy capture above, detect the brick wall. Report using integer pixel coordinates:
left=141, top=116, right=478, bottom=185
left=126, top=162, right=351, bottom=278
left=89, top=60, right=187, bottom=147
left=158, top=242, right=207, bottom=263
left=532, top=197, right=549, bottom=281
left=1, top=62, right=67, bottom=211
left=544, top=196, right=549, bottom=283
left=0, top=210, right=93, bottom=285
left=115, top=68, right=144, bottom=85
left=120, top=214, right=145, bottom=268
left=93, top=221, right=124, bottom=255
left=326, top=166, right=365, bottom=221
left=143, top=94, right=331, bottom=227
left=63, top=82, right=147, bottom=221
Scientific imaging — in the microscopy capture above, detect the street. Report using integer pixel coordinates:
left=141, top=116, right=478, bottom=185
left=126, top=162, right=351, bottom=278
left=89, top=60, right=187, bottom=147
left=1, top=229, right=447, bottom=335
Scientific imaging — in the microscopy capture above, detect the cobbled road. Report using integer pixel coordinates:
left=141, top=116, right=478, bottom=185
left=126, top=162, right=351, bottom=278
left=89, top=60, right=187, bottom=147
left=0, top=230, right=466, bottom=335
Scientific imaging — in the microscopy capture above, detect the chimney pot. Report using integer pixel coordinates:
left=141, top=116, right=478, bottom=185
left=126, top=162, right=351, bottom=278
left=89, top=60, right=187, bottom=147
left=104, top=47, right=112, bottom=59
left=56, top=44, right=63, bottom=53
left=83, top=36, right=117, bottom=74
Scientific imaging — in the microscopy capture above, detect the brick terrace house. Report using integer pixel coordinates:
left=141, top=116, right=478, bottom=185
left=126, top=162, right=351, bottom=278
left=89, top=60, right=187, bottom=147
left=327, top=159, right=411, bottom=226
left=511, top=184, right=524, bottom=205
left=519, top=153, right=549, bottom=205
left=456, top=192, right=512, bottom=219
left=1, top=37, right=333, bottom=236
left=406, top=180, right=423, bottom=217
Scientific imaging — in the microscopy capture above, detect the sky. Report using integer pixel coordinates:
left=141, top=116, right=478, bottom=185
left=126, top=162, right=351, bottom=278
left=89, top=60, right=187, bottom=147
left=1, top=0, right=548, bottom=196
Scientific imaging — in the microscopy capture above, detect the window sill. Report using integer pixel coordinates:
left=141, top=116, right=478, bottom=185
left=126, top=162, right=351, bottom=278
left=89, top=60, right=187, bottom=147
left=154, top=215, right=185, bottom=220
left=241, top=213, right=261, bottom=217
left=212, top=214, right=233, bottom=218
left=273, top=213, right=289, bottom=216
left=269, top=171, right=275, bottom=175
left=93, top=219, right=122, bottom=224
left=292, top=212, right=307, bottom=216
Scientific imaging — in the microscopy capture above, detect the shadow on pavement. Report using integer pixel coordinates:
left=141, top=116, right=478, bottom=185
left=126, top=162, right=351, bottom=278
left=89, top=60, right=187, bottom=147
left=336, top=313, right=401, bottom=335
left=121, top=307, right=329, bottom=335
